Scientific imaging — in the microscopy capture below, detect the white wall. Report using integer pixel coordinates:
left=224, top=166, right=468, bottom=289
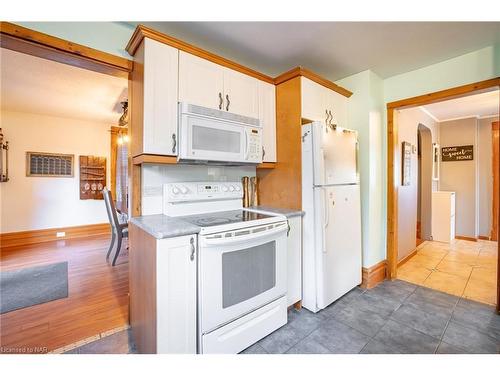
left=478, top=117, right=495, bottom=238
left=141, top=164, right=256, bottom=215
left=438, top=118, right=478, bottom=238
left=395, top=108, right=437, bottom=260
left=0, top=111, right=111, bottom=233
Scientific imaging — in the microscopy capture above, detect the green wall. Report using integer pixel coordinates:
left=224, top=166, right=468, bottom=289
left=337, top=43, right=499, bottom=268
left=17, top=22, right=135, bottom=59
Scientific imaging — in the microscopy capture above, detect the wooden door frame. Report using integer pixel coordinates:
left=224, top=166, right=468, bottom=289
left=386, top=77, right=500, bottom=312
left=492, top=121, right=500, bottom=242
left=0, top=22, right=140, bottom=216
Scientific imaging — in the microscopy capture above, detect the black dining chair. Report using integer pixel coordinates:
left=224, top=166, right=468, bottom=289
left=102, top=187, right=128, bottom=266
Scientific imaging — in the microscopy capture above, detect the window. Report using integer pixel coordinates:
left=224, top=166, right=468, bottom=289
left=26, top=152, right=74, bottom=177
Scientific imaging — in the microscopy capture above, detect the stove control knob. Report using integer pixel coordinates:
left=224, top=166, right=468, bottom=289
left=222, top=186, right=229, bottom=192
left=172, top=186, right=180, bottom=195
left=229, top=185, right=235, bottom=192
left=180, top=186, right=188, bottom=194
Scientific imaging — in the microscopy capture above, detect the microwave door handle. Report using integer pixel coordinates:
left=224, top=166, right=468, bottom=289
left=244, top=130, right=250, bottom=160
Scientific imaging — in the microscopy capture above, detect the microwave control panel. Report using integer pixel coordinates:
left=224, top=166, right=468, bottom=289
left=246, top=128, right=262, bottom=162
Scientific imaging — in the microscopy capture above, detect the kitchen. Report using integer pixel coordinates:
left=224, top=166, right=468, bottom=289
left=126, top=25, right=362, bottom=354
left=1, top=8, right=499, bottom=367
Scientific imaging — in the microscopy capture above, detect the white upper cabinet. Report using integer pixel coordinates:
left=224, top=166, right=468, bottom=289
left=179, top=52, right=260, bottom=118
left=325, top=89, right=348, bottom=129
left=301, top=77, right=348, bottom=129
left=178, top=51, right=224, bottom=110
left=140, top=38, right=179, bottom=156
left=301, top=77, right=329, bottom=122
left=223, top=68, right=259, bottom=118
left=258, top=81, right=276, bottom=162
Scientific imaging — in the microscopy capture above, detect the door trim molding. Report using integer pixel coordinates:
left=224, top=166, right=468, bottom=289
left=0, top=22, right=132, bottom=78
left=386, top=77, right=500, bottom=312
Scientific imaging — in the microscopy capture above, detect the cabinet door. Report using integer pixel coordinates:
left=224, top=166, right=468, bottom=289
left=327, top=90, right=348, bottom=129
left=287, top=216, right=302, bottom=306
left=223, top=68, right=259, bottom=118
left=301, top=77, right=328, bottom=122
left=179, top=51, right=224, bottom=110
left=258, top=81, right=276, bottom=162
left=142, top=38, right=179, bottom=155
left=156, top=235, right=197, bottom=354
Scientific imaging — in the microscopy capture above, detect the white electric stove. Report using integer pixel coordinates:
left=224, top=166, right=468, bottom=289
left=163, top=181, right=288, bottom=354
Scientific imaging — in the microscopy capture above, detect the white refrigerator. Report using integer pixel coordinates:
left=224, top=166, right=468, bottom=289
left=301, top=122, right=362, bottom=313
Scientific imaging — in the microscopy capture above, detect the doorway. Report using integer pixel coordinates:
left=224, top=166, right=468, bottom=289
left=386, top=78, right=500, bottom=312
left=0, top=23, right=132, bottom=352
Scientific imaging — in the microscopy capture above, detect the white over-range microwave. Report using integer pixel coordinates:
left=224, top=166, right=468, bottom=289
left=178, top=102, right=263, bottom=164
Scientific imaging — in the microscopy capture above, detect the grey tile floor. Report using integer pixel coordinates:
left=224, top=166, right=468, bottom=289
left=65, top=280, right=500, bottom=354
left=243, top=280, right=500, bottom=354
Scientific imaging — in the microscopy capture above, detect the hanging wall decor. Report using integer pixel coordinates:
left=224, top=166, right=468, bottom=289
left=402, top=141, right=411, bottom=186
left=79, top=155, right=106, bottom=200
left=441, top=145, right=474, bottom=162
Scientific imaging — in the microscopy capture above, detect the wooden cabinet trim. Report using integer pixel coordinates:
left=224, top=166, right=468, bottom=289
left=126, top=25, right=274, bottom=84
left=274, top=66, right=353, bottom=98
left=132, top=154, right=177, bottom=165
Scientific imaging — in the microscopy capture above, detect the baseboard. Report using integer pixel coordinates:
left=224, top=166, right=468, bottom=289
left=0, top=223, right=111, bottom=248
left=398, top=248, right=418, bottom=267
left=478, top=235, right=491, bottom=241
left=360, top=260, right=386, bottom=289
left=455, top=235, right=478, bottom=242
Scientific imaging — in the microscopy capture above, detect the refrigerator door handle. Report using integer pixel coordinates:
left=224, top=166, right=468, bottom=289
left=322, top=188, right=329, bottom=253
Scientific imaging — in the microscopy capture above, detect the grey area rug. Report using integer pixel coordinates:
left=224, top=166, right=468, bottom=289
left=0, top=262, right=68, bottom=314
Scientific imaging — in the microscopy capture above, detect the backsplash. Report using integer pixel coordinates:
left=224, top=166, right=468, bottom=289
left=141, top=164, right=256, bottom=215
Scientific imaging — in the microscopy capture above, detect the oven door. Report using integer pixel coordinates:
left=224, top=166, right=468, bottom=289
left=199, top=221, right=288, bottom=333
left=179, top=112, right=247, bottom=163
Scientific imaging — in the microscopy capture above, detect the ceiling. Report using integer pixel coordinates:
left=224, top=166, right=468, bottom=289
left=421, top=90, right=499, bottom=122
left=0, top=48, right=128, bottom=123
left=141, top=22, right=500, bottom=81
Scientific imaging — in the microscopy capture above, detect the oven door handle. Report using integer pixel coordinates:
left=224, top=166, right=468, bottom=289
left=202, top=223, right=288, bottom=247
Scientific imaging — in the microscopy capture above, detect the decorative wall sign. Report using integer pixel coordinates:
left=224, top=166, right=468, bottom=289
left=402, top=141, right=411, bottom=186
left=441, top=145, right=474, bottom=162
left=79, top=155, right=106, bottom=200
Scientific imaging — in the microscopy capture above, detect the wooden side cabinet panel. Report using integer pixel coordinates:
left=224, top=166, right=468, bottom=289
left=143, top=38, right=179, bottom=156
left=156, top=235, right=197, bottom=354
left=287, top=216, right=302, bottom=306
left=178, top=51, right=224, bottom=110
left=223, top=67, right=259, bottom=118
left=258, top=81, right=277, bottom=162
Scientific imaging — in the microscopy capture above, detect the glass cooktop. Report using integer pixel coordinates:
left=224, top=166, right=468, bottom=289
left=179, top=210, right=274, bottom=228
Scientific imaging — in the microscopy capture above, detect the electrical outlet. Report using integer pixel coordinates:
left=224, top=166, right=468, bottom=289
left=56, top=231, right=66, bottom=238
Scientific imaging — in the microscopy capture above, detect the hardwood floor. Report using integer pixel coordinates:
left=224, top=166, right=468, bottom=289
left=0, top=235, right=129, bottom=353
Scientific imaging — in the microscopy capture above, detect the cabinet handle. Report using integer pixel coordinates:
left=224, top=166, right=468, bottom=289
left=218, top=92, right=223, bottom=110
left=171, top=133, right=177, bottom=154
left=262, top=147, right=266, bottom=159
left=287, top=223, right=291, bottom=237
left=325, top=109, right=330, bottom=125
left=329, top=110, right=337, bottom=130
left=226, top=94, right=230, bottom=111
left=190, top=237, right=195, bottom=261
